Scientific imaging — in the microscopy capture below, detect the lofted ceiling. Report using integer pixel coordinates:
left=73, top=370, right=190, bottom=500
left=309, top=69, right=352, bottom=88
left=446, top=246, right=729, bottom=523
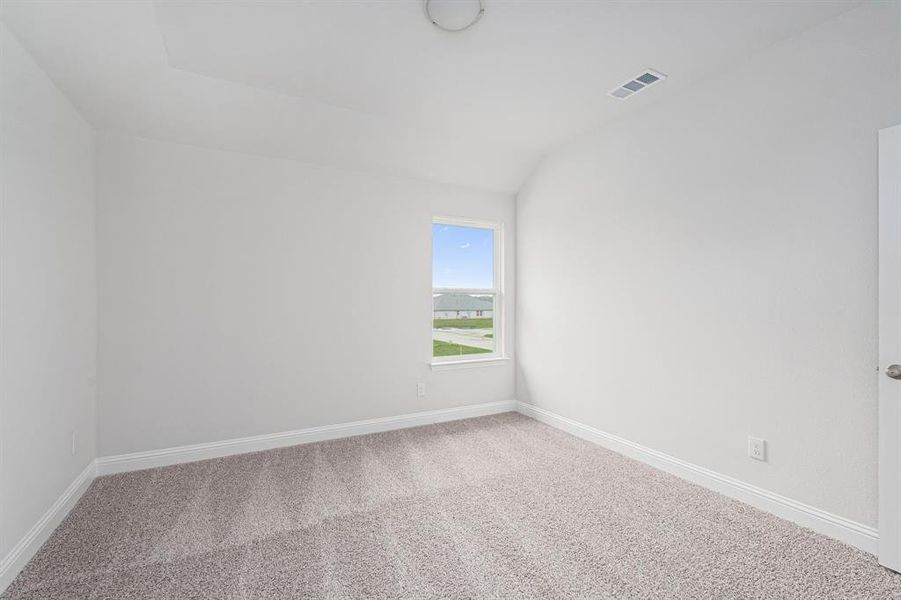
left=0, top=0, right=858, bottom=193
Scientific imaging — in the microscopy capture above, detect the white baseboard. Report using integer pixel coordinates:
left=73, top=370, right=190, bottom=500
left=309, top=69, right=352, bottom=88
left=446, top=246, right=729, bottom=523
left=515, top=401, right=879, bottom=555
left=0, top=460, right=96, bottom=593
left=96, top=400, right=518, bottom=476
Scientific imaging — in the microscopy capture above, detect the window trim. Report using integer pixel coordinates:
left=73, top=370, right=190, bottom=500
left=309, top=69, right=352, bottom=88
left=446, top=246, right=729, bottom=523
left=431, top=215, right=504, bottom=365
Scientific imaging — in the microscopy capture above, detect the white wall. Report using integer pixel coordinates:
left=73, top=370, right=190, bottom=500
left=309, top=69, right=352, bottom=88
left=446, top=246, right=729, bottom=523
left=97, top=133, right=515, bottom=457
left=516, top=3, right=901, bottom=528
left=0, top=24, right=97, bottom=558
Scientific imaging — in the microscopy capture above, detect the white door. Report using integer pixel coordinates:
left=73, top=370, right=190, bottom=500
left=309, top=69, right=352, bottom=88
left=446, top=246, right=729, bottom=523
left=880, top=124, right=901, bottom=572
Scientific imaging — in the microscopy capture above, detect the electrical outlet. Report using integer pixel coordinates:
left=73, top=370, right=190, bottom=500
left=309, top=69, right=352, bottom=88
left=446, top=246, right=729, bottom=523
left=416, top=382, right=426, bottom=398
left=748, top=436, right=766, bottom=461
left=71, top=431, right=77, bottom=456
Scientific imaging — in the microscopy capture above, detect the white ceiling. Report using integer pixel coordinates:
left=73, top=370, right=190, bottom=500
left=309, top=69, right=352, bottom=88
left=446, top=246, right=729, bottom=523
left=1, top=0, right=857, bottom=193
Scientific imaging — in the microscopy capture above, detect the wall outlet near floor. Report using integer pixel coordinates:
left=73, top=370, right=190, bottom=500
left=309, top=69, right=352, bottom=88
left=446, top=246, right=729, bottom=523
left=417, top=382, right=426, bottom=398
left=748, top=436, right=766, bottom=461
left=71, top=431, right=77, bottom=456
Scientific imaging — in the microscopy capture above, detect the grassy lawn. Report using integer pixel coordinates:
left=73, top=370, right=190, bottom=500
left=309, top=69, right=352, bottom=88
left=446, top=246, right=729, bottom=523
left=433, top=340, right=492, bottom=357
left=433, top=318, right=492, bottom=329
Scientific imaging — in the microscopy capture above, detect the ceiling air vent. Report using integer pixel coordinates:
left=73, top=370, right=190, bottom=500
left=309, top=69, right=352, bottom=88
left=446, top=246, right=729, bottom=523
left=608, top=69, right=667, bottom=100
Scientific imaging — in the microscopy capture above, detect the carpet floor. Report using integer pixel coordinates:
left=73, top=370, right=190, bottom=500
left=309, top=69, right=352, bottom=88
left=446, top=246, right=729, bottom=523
left=4, top=412, right=901, bottom=599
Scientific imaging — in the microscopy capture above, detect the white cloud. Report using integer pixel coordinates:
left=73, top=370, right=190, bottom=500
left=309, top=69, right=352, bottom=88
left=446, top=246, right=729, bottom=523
left=460, top=243, right=470, bottom=249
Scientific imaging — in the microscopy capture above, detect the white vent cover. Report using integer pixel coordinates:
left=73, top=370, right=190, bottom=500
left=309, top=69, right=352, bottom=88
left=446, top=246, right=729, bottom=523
left=608, top=69, right=667, bottom=100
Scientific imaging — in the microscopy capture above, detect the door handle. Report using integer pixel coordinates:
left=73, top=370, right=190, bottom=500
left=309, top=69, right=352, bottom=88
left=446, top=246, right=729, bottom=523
left=888, top=364, right=901, bottom=380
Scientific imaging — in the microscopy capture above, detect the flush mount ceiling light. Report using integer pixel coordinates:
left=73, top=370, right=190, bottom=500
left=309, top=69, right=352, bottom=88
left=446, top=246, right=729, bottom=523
left=425, top=0, right=484, bottom=32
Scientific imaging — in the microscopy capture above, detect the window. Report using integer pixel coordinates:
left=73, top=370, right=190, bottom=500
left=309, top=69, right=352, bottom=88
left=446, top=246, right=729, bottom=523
left=432, top=217, right=502, bottom=362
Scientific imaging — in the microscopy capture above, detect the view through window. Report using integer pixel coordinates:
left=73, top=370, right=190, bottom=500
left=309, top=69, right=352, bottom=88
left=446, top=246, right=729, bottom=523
left=432, top=219, right=499, bottom=360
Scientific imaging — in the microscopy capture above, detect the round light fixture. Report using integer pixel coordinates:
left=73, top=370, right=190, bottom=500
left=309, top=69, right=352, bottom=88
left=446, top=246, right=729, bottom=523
left=425, top=0, right=484, bottom=33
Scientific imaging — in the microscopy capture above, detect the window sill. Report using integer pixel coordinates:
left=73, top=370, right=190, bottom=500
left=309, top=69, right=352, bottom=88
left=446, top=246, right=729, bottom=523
left=430, top=357, right=511, bottom=371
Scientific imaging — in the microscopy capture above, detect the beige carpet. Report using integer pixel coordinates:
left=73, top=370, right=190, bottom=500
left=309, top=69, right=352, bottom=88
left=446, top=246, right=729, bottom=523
left=4, top=412, right=900, bottom=599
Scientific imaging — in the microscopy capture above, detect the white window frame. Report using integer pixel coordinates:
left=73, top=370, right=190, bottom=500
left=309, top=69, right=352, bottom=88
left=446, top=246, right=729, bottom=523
left=431, top=216, right=505, bottom=366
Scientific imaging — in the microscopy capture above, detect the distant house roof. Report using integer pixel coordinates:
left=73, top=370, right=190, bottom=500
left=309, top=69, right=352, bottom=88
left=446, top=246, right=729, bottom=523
left=433, top=294, right=493, bottom=311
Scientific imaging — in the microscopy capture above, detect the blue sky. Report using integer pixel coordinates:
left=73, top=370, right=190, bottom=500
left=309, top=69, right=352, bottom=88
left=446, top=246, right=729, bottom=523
left=432, top=224, right=494, bottom=288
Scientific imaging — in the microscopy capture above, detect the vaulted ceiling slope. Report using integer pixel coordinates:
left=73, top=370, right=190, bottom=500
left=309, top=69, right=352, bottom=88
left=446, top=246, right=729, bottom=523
left=0, top=0, right=857, bottom=193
